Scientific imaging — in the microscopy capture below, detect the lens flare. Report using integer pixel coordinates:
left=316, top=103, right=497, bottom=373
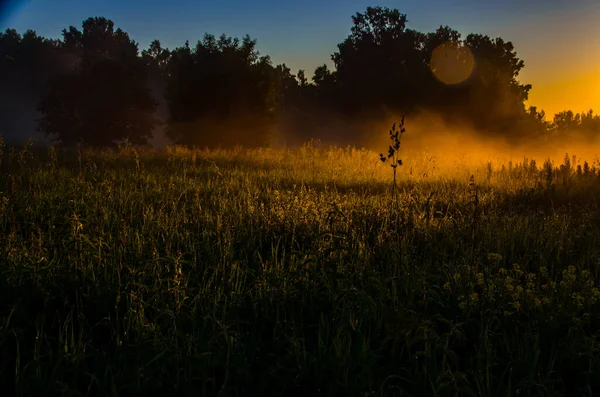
left=430, top=41, right=475, bottom=85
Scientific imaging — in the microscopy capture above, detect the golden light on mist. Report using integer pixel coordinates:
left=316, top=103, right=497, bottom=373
left=368, top=110, right=600, bottom=182
left=430, top=41, right=475, bottom=85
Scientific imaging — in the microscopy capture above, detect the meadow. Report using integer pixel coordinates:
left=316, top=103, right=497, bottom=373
left=1, top=136, right=600, bottom=396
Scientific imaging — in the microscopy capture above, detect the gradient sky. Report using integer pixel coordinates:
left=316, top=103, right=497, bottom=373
left=1, top=0, right=599, bottom=117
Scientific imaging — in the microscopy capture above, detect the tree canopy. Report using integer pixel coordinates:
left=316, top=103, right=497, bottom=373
left=37, top=17, right=158, bottom=146
left=163, top=33, right=296, bottom=147
left=0, top=6, right=595, bottom=148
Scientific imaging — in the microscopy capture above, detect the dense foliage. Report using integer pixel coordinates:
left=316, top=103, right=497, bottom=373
left=2, top=7, right=599, bottom=148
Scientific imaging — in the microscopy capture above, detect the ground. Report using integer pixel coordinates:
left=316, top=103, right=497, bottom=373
left=1, top=142, right=599, bottom=396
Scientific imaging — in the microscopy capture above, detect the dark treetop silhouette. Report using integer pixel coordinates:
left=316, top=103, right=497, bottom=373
left=0, top=7, right=598, bottom=148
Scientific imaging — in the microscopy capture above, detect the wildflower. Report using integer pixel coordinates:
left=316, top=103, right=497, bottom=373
left=475, top=273, right=484, bottom=286
left=453, top=273, right=461, bottom=282
left=534, top=298, right=542, bottom=308
left=487, top=253, right=503, bottom=262
left=572, top=293, right=585, bottom=309
left=470, top=292, right=479, bottom=304
left=562, top=266, right=577, bottom=284
left=516, top=286, right=524, bottom=295
left=512, top=264, right=523, bottom=277
left=559, top=280, right=567, bottom=289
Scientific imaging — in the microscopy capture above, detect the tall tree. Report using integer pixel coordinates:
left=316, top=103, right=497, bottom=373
left=462, top=34, right=532, bottom=133
left=141, top=39, right=171, bottom=78
left=0, top=29, right=63, bottom=142
left=165, top=33, right=289, bottom=147
left=421, top=26, right=471, bottom=113
left=323, top=6, right=536, bottom=142
left=38, top=17, right=158, bottom=147
left=331, top=7, right=428, bottom=116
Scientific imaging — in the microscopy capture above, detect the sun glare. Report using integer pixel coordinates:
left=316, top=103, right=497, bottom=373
left=430, top=41, right=475, bottom=85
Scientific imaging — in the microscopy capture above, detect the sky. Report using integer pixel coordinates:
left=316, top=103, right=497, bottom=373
left=1, top=0, right=599, bottom=118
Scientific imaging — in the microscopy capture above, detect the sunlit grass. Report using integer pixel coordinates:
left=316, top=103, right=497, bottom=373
left=1, top=139, right=600, bottom=396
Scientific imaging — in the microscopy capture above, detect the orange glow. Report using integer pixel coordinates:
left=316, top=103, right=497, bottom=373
left=525, top=70, right=600, bottom=118
left=430, top=41, right=475, bottom=85
left=363, top=109, right=600, bottom=179
left=499, top=0, right=600, bottom=118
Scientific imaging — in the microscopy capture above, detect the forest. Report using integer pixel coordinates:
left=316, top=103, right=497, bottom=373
left=1, top=6, right=598, bottom=149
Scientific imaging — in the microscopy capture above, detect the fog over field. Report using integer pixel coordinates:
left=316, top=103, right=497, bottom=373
left=1, top=2, right=600, bottom=396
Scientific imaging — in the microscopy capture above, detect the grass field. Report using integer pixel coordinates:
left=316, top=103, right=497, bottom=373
left=1, top=137, right=600, bottom=396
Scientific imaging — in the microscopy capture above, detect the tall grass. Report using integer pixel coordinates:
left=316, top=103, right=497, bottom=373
left=1, top=140, right=600, bottom=396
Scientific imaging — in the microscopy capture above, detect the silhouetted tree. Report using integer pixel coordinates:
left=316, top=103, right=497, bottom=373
left=331, top=7, right=428, bottom=117
left=0, top=29, right=64, bottom=141
left=141, top=39, right=172, bottom=138
left=320, top=6, right=536, bottom=142
left=38, top=17, right=158, bottom=147
left=420, top=26, right=470, bottom=113
left=164, top=33, right=291, bottom=147
left=2, top=6, right=596, bottom=148
left=142, top=39, right=171, bottom=78
left=296, top=69, right=308, bottom=88
left=550, top=109, right=600, bottom=141
left=578, top=110, right=600, bottom=137
left=462, top=34, right=532, bottom=135
left=311, top=64, right=336, bottom=102
left=522, top=106, right=552, bottom=139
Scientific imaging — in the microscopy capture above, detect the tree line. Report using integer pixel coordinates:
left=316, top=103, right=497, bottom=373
left=1, top=6, right=598, bottom=148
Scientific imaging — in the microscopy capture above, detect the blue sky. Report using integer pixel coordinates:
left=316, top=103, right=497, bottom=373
left=1, top=0, right=599, bottom=115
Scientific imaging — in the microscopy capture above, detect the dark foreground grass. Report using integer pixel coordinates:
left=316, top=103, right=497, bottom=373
left=1, top=141, right=600, bottom=396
